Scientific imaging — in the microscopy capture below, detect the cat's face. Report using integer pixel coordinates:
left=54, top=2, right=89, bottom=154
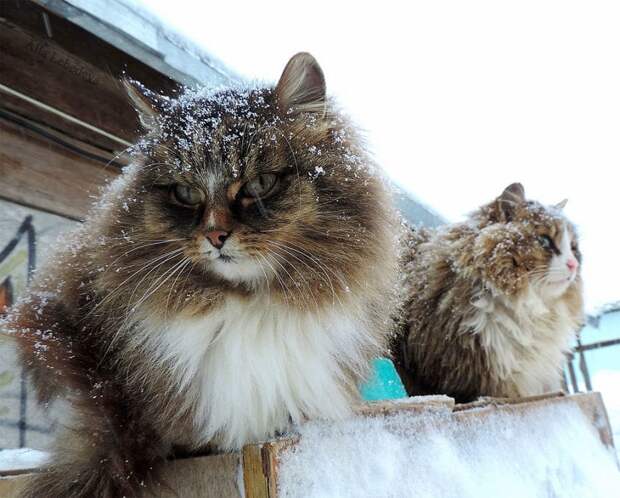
left=475, top=183, right=581, bottom=296
left=109, top=54, right=391, bottom=308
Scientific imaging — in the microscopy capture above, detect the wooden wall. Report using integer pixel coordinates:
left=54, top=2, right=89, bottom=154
left=0, top=0, right=191, bottom=451
left=0, top=0, right=179, bottom=220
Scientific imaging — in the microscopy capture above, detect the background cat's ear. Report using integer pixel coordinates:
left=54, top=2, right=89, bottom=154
left=123, top=78, right=166, bottom=131
left=495, top=182, right=525, bottom=221
left=275, top=52, right=326, bottom=116
left=555, top=199, right=568, bottom=210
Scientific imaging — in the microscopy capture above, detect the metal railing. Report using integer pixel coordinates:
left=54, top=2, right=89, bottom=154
left=565, top=336, right=620, bottom=393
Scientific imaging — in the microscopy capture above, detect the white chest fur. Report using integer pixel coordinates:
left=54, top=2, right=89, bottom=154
left=466, top=287, right=575, bottom=396
left=146, top=296, right=373, bottom=450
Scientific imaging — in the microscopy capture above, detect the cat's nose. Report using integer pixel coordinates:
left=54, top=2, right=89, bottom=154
left=567, top=258, right=579, bottom=272
left=206, top=230, right=230, bottom=249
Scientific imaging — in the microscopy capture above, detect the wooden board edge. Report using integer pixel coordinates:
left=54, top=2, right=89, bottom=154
left=0, top=473, right=32, bottom=497
left=242, top=444, right=270, bottom=498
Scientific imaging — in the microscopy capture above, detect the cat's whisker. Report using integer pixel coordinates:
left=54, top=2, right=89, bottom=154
left=269, top=239, right=355, bottom=300
left=83, top=248, right=186, bottom=321
left=107, top=239, right=188, bottom=270
left=99, top=143, right=135, bottom=173
left=261, top=249, right=307, bottom=307
left=131, top=255, right=190, bottom=312
left=265, top=125, right=303, bottom=213
left=265, top=241, right=340, bottom=310
left=264, top=247, right=320, bottom=312
left=286, top=242, right=359, bottom=296
left=250, top=255, right=271, bottom=305
left=100, top=251, right=187, bottom=355
left=121, top=251, right=187, bottom=315
left=254, top=196, right=270, bottom=219
left=255, top=252, right=290, bottom=306
left=179, top=260, right=199, bottom=298
left=142, top=161, right=181, bottom=170
left=259, top=223, right=352, bottom=241
left=165, top=258, right=193, bottom=317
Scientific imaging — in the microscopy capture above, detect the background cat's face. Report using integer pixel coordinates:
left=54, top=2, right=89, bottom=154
left=474, top=183, right=581, bottom=296
left=110, top=54, right=392, bottom=308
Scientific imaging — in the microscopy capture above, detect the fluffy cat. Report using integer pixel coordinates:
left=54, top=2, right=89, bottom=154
left=3, top=53, right=399, bottom=497
left=393, top=183, right=584, bottom=403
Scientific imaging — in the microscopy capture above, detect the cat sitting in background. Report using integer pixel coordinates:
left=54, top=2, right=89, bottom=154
left=3, top=53, right=399, bottom=498
left=393, top=183, right=584, bottom=403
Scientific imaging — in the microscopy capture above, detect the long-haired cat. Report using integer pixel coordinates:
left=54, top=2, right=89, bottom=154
left=3, top=53, right=399, bottom=497
left=393, top=183, right=584, bottom=403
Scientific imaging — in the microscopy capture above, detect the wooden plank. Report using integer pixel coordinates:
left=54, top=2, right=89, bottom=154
left=0, top=0, right=178, bottom=149
left=243, top=444, right=271, bottom=498
left=0, top=453, right=242, bottom=498
left=0, top=475, right=26, bottom=497
left=0, top=106, right=129, bottom=168
left=0, top=119, right=117, bottom=220
left=354, top=394, right=455, bottom=417
left=155, top=453, right=241, bottom=498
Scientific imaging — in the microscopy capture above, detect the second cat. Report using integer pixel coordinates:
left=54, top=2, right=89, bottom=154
left=393, top=183, right=584, bottom=402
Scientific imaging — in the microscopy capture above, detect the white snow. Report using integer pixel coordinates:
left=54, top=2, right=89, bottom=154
left=593, top=370, right=620, bottom=451
left=278, top=402, right=620, bottom=498
left=0, top=448, right=48, bottom=473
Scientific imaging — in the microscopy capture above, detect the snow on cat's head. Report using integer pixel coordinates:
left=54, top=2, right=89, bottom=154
left=472, top=182, right=582, bottom=299
left=99, top=53, right=396, bottom=312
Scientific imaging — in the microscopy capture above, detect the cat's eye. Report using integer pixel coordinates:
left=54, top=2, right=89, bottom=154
left=242, top=174, right=278, bottom=199
left=538, top=235, right=554, bottom=251
left=171, top=184, right=204, bottom=206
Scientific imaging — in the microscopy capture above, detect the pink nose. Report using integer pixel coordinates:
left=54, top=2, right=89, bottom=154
left=567, top=258, right=579, bottom=272
left=205, top=230, right=230, bottom=249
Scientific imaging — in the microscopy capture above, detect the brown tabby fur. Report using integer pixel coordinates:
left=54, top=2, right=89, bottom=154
left=2, top=53, right=398, bottom=497
left=393, top=184, right=584, bottom=402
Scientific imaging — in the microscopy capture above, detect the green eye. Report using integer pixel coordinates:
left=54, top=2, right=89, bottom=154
left=172, top=184, right=203, bottom=206
left=538, top=235, right=554, bottom=250
left=242, top=173, right=278, bottom=198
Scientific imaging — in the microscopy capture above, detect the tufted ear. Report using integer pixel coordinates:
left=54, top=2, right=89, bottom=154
left=554, top=199, right=568, bottom=210
left=123, top=78, right=167, bottom=131
left=494, top=182, right=525, bottom=222
left=275, top=52, right=326, bottom=117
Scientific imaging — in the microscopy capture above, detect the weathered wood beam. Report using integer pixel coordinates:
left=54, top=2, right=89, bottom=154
left=0, top=119, right=117, bottom=220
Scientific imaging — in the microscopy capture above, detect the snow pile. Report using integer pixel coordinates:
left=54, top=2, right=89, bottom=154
left=0, top=449, right=48, bottom=472
left=278, top=402, right=620, bottom=498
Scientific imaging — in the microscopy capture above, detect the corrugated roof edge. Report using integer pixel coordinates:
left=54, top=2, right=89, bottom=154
left=586, top=301, right=620, bottom=327
left=391, top=184, right=446, bottom=228
left=33, top=0, right=242, bottom=87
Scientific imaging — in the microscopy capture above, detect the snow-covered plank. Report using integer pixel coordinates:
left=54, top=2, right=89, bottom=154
left=243, top=392, right=617, bottom=498
left=0, top=392, right=615, bottom=497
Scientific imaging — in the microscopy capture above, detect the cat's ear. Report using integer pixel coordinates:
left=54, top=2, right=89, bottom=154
left=495, top=182, right=525, bottom=221
left=554, top=199, right=568, bottom=210
left=275, top=52, right=326, bottom=117
left=123, top=78, right=166, bottom=131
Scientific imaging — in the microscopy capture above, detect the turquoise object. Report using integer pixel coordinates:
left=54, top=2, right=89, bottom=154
left=360, top=357, right=407, bottom=401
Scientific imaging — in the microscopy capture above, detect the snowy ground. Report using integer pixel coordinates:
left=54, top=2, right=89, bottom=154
left=0, top=448, right=48, bottom=472
left=278, top=402, right=620, bottom=498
